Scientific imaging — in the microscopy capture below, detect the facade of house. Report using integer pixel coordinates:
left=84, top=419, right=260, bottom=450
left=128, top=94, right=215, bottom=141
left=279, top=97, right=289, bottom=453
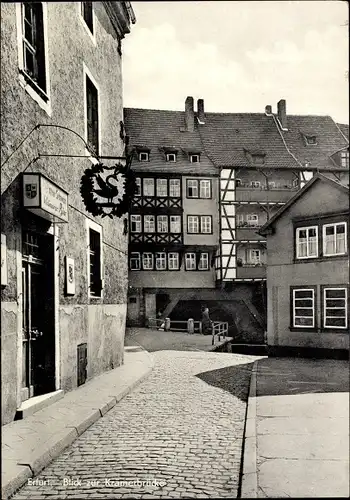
left=124, top=98, right=349, bottom=340
left=1, top=2, right=135, bottom=424
left=259, top=174, right=349, bottom=357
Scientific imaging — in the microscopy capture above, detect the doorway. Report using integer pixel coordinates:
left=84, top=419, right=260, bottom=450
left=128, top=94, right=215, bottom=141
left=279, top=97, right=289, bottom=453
left=21, top=230, right=55, bottom=400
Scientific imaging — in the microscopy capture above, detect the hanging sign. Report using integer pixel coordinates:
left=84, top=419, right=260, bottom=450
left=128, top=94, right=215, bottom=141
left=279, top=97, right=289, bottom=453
left=22, top=173, right=69, bottom=223
left=80, top=161, right=137, bottom=218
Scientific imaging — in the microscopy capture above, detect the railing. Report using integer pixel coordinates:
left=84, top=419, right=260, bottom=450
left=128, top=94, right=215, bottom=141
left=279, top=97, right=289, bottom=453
left=212, top=321, right=229, bottom=345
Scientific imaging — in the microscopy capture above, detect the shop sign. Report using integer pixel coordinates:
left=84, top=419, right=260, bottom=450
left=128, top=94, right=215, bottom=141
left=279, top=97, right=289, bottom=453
left=23, top=173, right=69, bottom=223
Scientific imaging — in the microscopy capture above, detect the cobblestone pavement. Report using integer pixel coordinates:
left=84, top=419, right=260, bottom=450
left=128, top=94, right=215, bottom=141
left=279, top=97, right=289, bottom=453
left=12, top=351, right=258, bottom=500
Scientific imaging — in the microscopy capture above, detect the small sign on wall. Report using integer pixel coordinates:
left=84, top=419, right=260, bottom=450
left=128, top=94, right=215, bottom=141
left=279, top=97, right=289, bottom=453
left=1, top=234, right=7, bottom=286
left=65, top=257, right=75, bottom=295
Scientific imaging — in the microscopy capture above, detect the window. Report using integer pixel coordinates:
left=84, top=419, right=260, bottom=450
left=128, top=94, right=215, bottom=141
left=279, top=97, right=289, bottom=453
left=251, top=181, right=261, bottom=188
left=166, top=153, right=176, bottom=162
left=130, top=252, right=141, bottom=271
left=81, top=2, right=93, bottom=34
left=305, top=135, right=317, bottom=145
left=169, top=179, right=181, bottom=197
left=247, top=214, right=259, bottom=227
left=170, top=216, right=181, bottom=233
left=190, top=154, right=200, bottom=163
left=185, top=253, right=196, bottom=270
left=250, top=249, right=261, bottom=264
left=200, top=216, right=212, bottom=233
left=268, top=181, right=276, bottom=189
left=130, top=215, right=141, bottom=233
left=135, top=178, right=141, bottom=196
left=323, top=288, right=347, bottom=329
left=89, top=228, right=102, bottom=296
left=323, top=223, right=347, bottom=256
left=236, top=179, right=242, bottom=187
left=156, top=179, right=168, bottom=197
left=155, top=252, right=166, bottom=270
left=296, top=226, right=318, bottom=259
left=168, top=252, right=179, bottom=270
left=292, top=288, right=315, bottom=328
left=198, top=253, right=209, bottom=270
left=157, top=215, right=168, bottom=233
left=340, top=151, right=349, bottom=168
left=86, top=74, right=99, bottom=155
left=187, top=216, right=199, bottom=234
left=237, top=214, right=244, bottom=226
left=300, top=171, right=313, bottom=188
left=139, top=152, right=149, bottom=162
left=143, top=178, right=154, bottom=196
left=200, top=180, right=211, bottom=198
left=20, top=2, right=47, bottom=98
left=187, top=179, right=198, bottom=198
left=144, top=215, right=155, bottom=233
left=142, top=253, right=154, bottom=270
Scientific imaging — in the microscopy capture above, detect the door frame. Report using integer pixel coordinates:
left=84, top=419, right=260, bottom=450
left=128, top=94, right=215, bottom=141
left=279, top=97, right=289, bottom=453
left=16, top=222, right=60, bottom=406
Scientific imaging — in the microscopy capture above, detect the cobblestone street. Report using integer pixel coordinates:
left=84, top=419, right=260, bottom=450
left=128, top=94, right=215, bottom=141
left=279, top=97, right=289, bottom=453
left=12, top=351, right=257, bottom=499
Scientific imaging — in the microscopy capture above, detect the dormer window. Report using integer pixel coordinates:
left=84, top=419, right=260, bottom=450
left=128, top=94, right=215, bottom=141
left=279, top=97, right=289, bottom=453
left=190, top=154, right=200, bottom=163
left=139, top=152, right=149, bottom=162
left=166, top=153, right=176, bottom=162
left=340, top=151, right=349, bottom=168
left=304, top=135, right=317, bottom=146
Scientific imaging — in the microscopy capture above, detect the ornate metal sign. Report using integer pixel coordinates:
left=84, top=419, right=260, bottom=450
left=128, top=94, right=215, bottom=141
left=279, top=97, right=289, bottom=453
left=80, top=161, right=137, bottom=218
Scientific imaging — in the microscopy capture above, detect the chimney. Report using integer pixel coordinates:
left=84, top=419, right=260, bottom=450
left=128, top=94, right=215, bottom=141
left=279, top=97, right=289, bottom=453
left=265, top=105, right=272, bottom=115
left=185, top=96, right=194, bottom=132
left=197, top=98, right=205, bottom=124
left=277, top=99, right=287, bottom=129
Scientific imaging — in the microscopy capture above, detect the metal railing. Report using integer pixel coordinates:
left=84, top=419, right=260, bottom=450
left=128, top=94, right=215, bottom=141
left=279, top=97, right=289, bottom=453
left=212, top=321, right=229, bottom=346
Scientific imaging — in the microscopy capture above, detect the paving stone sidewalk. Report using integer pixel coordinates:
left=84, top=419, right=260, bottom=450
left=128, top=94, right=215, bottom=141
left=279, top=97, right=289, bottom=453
left=9, top=350, right=259, bottom=500
left=2, top=348, right=154, bottom=500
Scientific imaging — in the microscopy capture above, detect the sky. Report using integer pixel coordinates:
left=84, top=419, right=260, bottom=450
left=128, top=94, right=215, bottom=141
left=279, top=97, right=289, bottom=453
left=122, top=1, right=349, bottom=124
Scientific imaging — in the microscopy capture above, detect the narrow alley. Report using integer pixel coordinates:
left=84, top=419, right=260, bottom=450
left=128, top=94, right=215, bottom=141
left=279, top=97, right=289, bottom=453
left=11, top=351, right=258, bottom=499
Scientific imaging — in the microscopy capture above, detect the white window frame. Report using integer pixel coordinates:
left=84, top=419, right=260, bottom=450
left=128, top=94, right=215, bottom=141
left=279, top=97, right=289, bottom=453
left=340, top=151, right=349, bottom=168
left=170, top=216, right=181, bottom=233
left=142, top=253, right=154, bottom=270
left=323, top=287, right=348, bottom=329
left=155, top=252, right=167, bottom=270
left=199, top=179, right=211, bottom=198
left=130, top=252, right=141, bottom=271
left=187, top=216, right=199, bottom=234
left=157, top=215, right=168, bottom=233
left=169, top=179, right=181, bottom=197
left=16, top=2, right=52, bottom=116
left=83, top=64, right=101, bottom=163
left=156, top=179, right=168, bottom=197
left=251, top=181, right=261, bottom=188
left=247, top=214, right=259, bottom=227
left=190, top=154, right=200, bottom=163
left=143, top=178, right=155, bottom=196
left=200, top=216, right=212, bottom=234
left=323, top=222, right=347, bottom=256
left=166, top=153, right=176, bottom=162
left=268, top=181, right=276, bottom=189
left=86, top=218, right=103, bottom=298
left=250, top=249, right=261, bottom=264
left=296, top=226, right=318, bottom=259
left=130, top=214, right=141, bottom=233
left=187, top=179, right=199, bottom=198
left=144, top=215, right=155, bottom=233
left=168, top=252, right=179, bottom=270
left=79, top=2, right=96, bottom=45
left=293, top=288, right=315, bottom=328
left=139, top=152, right=149, bottom=162
left=185, top=253, right=196, bottom=270
left=198, top=253, right=209, bottom=270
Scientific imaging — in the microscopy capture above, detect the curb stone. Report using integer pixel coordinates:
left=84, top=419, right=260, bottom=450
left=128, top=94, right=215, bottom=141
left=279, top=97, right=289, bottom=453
left=3, top=352, right=154, bottom=500
left=240, top=359, right=259, bottom=498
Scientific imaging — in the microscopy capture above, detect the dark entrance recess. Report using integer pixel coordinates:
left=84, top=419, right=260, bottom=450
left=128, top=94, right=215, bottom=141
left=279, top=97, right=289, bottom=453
left=156, top=293, right=170, bottom=316
left=22, top=230, right=55, bottom=399
left=77, top=343, right=88, bottom=386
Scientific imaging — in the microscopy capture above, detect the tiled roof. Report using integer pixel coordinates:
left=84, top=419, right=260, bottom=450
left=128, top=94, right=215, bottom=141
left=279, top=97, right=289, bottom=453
left=124, top=107, right=349, bottom=173
left=124, top=108, right=217, bottom=175
left=336, top=123, right=349, bottom=140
